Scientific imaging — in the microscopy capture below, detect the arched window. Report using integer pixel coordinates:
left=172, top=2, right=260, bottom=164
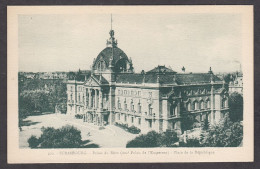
left=97, top=60, right=106, bottom=71
left=187, top=102, right=191, bottom=111
left=207, top=100, right=211, bottom=109
left=200, top=101, right=204, bottom=110
left=194, top=101, right=198, bottom=110
left=170, top=102, right=177, bottom=116
left=222, top=98, right=228, bottom=108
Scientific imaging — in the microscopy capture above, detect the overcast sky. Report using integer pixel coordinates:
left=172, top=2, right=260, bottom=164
left=18, top=13, right=242, bottom=73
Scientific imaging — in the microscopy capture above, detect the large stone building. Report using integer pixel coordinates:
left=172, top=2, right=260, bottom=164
left=66, top=28, right=229, bottom=134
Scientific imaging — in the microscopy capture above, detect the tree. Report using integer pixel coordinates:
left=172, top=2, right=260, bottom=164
left=28, top=135, right=40, bottom=148
left=228, top=92, right=243, bottom=122
left=224, top=73, right=233, bottom=84
left=200, top=114, right=243, bottom=147
left=161, top=130, right=179, bottom=147
left=201, top=118, right=210, bottom=130
left=126, top=131, right=162, bottom=148
left=39, top=125, right=82, bottom=148
left=182, top=115, right=195, bottom=131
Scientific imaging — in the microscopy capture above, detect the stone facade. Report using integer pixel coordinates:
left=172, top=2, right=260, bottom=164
left=66, top=29, right=229, bottom=134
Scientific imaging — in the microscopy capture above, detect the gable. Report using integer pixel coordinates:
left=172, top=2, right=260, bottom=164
left=84, top=76, right=100, bottom=87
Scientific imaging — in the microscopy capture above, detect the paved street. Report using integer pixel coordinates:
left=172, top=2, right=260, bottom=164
left=19, top=113, right=138, bottom=148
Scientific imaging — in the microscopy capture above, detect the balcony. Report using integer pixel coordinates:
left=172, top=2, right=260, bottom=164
left=144, top=112, right=155, bottom=119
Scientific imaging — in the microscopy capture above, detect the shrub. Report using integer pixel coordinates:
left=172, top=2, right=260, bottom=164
left=99, top=126, right=105, bottom=130
left=39, top=125, right=82, bottom=148
left=184, top=137, right=201, bottom=147
left=126, top=131, right=162, bottom=148
left=161, top=130, right=179, bottom=147
left=128, top=126, right=141, bottom=134
left=75, top=114, right=83, bottom=119
left=114, top=122, right=140, bottom=134
left=126, top=130, right=179, bottom=148
left=28, top=135, right=40, bottom=148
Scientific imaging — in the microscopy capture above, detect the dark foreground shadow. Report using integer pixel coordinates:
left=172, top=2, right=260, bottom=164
left=80, top=140, right=100, bottom=148
left=20, top=120, right=40, bottom=127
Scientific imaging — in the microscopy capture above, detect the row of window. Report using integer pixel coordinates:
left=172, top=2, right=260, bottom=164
left=186, top=98, right=228, bottom=111
left=186, top=100, right=210, bottom=111
left=183, top=89, right=210, bottom=96
left=69, top=93, right=85, bottom=103
left=69, top=86, right=84, bottom=92
left=117, top=98, right=153, bottom=115
left=117, top=114, right=153, bottom=128
left=117, top=89, right=142, bottom=97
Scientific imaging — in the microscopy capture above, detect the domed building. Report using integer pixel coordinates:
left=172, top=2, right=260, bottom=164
left=66, top=28, right=229, bottom=134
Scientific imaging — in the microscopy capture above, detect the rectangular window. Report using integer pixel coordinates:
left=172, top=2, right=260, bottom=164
left=118, top=113, right=120, bottom=120
left=138, top=118, right=141, bottom=125
left=131, top=104, right=134, bottom=111
left=131, top=117, right=134, bottom=123
left=149, top=120, right=152, bottom=128
left=148, top=105, right=152, bottom=115
left=125, top=115, right=127, bottom=122
left=138, top=103, right=141, bottom=113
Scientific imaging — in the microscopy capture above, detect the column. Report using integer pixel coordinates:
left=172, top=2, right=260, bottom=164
left=95, top=89, right=98, bottom=108
left=85, top=88, right=88, bottom=108
left=97, top=90, right=99, bottom=109
left=88, top=89, right=92, bottom=108
left=99, top=89, right=103, bottom=109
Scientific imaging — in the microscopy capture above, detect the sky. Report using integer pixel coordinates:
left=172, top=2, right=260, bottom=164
left=18, top=13, right=242, bottom=73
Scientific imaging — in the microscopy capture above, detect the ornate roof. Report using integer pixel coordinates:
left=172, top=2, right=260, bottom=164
left=115, top=73, right=222, bottom=85
left=93, top=47, right=129, bottom=67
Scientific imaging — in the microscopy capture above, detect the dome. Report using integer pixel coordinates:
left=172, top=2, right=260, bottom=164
left=92, top=30, right=134, bottom=73
left=94, top=47, right=129, bottom=68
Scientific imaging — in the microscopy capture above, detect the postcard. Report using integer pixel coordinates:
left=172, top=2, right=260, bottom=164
left=7, top=5, right=253, bottom=163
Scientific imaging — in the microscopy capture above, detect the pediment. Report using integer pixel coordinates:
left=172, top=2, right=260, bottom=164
left=84, top=76, right=100, bottom=87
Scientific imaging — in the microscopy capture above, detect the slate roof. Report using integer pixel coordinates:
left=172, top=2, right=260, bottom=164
left=175, top=73, right=222, bottom=85
left=115, top=73, right=222, bottom=85
left=146, top=65, right=176, bottom=74
left=93, top=47, right=129, bottom=67
left=92, top=74, right=109, bottom=84
left=116, top=74, right=144, bottom=84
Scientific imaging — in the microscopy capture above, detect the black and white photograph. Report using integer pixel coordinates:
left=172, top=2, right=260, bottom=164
left=7, top=6, right=253, bottom=163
